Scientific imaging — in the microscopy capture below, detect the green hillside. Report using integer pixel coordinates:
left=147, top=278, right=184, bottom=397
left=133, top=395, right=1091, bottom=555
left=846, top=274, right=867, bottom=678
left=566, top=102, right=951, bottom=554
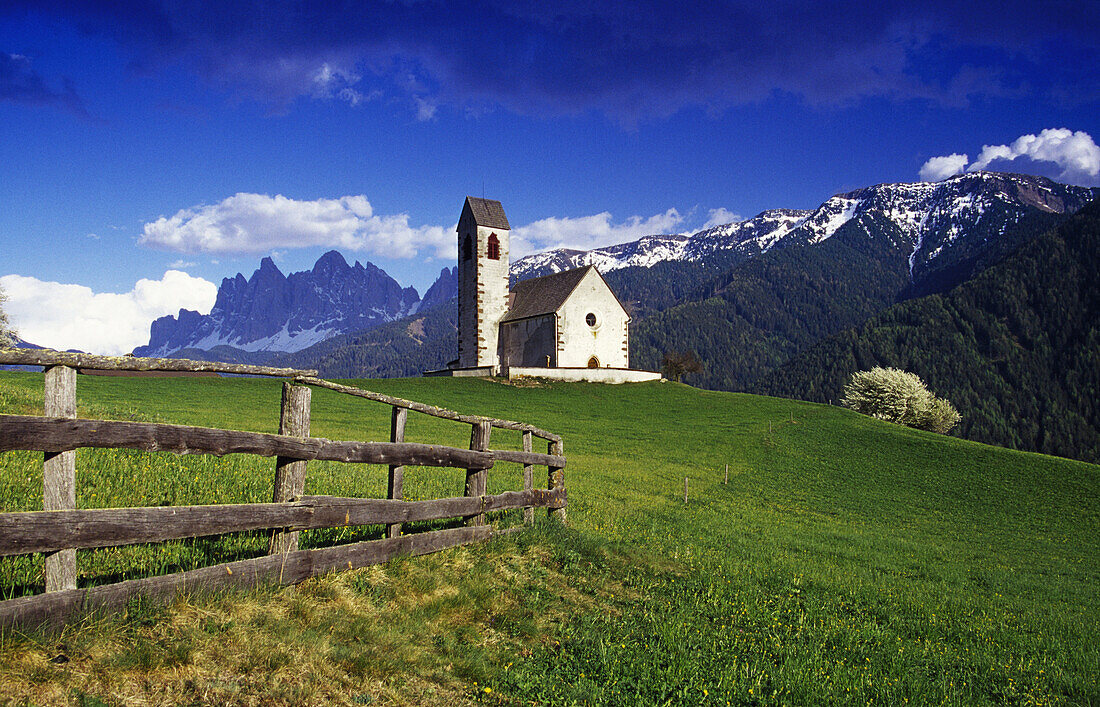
left=762, top=203, right=1100, bottom=464
left=1, top=373, right=1097, bottom=705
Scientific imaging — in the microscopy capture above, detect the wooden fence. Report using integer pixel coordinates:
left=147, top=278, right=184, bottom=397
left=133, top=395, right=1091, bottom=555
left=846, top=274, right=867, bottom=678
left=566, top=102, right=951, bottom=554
left=0, top=350, right=566, bottom=630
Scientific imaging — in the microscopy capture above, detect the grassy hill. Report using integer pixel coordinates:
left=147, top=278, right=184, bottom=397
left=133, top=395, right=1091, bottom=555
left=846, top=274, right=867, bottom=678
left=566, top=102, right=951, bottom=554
left=0, top=373, right=1097, bottom=705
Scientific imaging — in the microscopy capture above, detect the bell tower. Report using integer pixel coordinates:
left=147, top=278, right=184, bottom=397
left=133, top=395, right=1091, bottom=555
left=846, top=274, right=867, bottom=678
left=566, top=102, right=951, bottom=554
left=457, top=197, right=510, bottom=370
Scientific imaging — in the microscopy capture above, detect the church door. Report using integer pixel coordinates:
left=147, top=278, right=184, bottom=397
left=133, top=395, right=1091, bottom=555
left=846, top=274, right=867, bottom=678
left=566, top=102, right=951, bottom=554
left=587, top=356, right=600, bottom=368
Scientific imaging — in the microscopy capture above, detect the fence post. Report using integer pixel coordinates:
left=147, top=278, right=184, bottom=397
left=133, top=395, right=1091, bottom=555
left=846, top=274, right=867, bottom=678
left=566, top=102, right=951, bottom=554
left=387, top=406, right=408, bottom=538
left=43, top=364, right=77, bottom=592
left=465, top=421, right=491, bottom=526
left=269, top=382, right=311, bottom=555
left=548, top=438, right=565, bottom=525
left=522, top=431, right=534, bottom=525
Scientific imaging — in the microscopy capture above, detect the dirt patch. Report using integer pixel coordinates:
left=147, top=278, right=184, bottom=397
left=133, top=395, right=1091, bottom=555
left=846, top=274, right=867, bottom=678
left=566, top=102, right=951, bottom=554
left=406, top=318, right=426, bottom=342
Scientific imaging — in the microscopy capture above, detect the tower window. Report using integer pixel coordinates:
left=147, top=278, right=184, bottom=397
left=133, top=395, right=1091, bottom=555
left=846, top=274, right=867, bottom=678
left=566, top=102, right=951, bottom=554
left=487, top=233, right=501, bottom=260
left=462, top=235, right=473, bottom=261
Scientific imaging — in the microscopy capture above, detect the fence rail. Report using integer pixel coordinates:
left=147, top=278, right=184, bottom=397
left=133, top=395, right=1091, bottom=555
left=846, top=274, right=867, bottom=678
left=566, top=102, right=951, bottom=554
left=296, top=376, right=563, bottom=442
left=0, top=348, right=317, bottom=378
left=0, top=349, right=567, bottom=631
left=0, top=415, right=500, bottom=469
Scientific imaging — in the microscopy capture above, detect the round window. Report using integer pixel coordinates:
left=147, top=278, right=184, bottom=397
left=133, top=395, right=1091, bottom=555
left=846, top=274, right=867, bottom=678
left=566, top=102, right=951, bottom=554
left=585, top=312, right=597, bottom=327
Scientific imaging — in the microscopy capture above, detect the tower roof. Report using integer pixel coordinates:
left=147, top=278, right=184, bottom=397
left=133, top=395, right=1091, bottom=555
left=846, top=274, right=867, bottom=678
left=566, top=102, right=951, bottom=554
left=462, top=196, right=510, bottom=230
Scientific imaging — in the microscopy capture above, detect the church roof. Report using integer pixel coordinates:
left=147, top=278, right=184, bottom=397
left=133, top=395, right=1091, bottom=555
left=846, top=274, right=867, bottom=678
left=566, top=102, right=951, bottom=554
left=463, top=196, right=510, bottom=230
left=502, top=266, right=596, bottom=322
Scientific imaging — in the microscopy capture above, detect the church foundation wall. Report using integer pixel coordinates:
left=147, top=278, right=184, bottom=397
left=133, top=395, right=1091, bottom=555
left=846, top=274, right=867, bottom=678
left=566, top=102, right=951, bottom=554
left=506, top=367, right=661, bottom=384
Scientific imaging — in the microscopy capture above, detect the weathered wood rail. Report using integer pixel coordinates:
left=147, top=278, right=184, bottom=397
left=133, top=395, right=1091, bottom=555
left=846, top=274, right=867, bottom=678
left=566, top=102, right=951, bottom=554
left=0, top=350, right=567, bottom=630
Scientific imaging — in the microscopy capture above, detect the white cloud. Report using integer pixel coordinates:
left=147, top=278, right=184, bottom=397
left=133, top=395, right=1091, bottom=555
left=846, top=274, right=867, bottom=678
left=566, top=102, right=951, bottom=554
left=921, top=129, right=1100, bottom=186
left=168, top=259, right=196, bottom=269
left=414, top=96, right=438, bottom=121
left=968, top=129, right=1100, bottom=185
left=702, top=207, right=742, bottom=229
left=338, top=87, right=369, bottom=105
left=511, top=208, right=685, bottom=258
left=0, top=271, right=217, bottom=356
left=140, top=193, right=453, bottom=259
left=919, top=153, right=969, bottom=182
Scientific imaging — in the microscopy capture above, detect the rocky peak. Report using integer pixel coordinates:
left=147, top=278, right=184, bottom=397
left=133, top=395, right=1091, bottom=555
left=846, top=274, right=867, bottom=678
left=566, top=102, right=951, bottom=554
left=135, top=251, right=427, bottom=357
left=311, top=250, right=351, bottom=277
left=420, top=267, right=458, bottom=310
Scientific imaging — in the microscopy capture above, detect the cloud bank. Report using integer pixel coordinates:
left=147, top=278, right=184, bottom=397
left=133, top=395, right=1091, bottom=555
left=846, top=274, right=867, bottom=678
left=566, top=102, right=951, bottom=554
left=511, top=209, right=686, bottom=257
left=920, top=129, right=1100, bottom=186
left=919, top=154, right=971, bottom=182
left=10, top=1, right=1099, bottom=122
left=0, top=271, right=217, bottom=356
left=702, top=208, right=743, bottom=229
left=140, top=193, right=452, bottom=259
left=141, top=192, right=707, bottom=261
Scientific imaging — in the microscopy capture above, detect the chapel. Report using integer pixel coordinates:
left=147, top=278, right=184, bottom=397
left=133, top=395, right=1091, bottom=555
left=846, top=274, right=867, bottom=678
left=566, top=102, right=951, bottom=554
left=439, top=196, right=660, bottom=383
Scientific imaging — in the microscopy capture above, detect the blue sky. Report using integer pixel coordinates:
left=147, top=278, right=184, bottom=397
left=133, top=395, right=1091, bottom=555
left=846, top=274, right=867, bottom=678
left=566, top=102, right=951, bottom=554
left=1, top=1, right=1098, bottom=354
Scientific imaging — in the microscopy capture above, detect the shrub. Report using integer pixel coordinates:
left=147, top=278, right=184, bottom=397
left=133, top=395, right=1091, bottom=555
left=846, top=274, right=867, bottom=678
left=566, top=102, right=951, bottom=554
left=919, top=396, right=962, bottom=435
left=0, top=284, right=15, bottom=348
left=661, top=350, right=703, bottom=382
left=842, top=367, right=960, bottom=434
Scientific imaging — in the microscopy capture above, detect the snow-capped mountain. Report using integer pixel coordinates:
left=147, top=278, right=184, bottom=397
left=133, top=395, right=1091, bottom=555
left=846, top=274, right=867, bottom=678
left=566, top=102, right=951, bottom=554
left=135, top=251, right=437, bottom=357
left=510, top=172, right=1099, bottom=282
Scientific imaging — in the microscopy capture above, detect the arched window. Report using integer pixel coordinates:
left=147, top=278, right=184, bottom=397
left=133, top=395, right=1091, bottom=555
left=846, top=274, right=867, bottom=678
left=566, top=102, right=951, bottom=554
left=587, top=356, right=600, bottom=369
left=462, top=235, right=473, bottom=261
left=487, top=233, right=500, bottom=260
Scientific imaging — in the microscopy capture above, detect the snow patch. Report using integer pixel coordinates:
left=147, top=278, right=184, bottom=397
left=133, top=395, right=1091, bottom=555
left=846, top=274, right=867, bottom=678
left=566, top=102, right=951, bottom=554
left=805, top=197, right=863, bottom=243
left=188, top=322, right=340, bottom=353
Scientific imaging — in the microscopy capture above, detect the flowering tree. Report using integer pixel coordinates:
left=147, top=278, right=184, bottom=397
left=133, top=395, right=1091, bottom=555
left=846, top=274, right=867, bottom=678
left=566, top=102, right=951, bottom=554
left=0, top=284, right=15, bottom=348
left=842, top=366, right=960, bottom=434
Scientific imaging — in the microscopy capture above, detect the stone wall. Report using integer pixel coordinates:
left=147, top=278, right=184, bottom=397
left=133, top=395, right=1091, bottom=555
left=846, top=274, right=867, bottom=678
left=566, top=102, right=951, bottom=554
left=457, top=217, right=509, bottom=370
left=507, top=367, right=661, bottom=384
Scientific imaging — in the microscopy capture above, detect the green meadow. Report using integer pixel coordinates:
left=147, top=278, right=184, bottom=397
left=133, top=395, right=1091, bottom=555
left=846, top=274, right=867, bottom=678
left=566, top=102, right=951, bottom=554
left=0, top=371, right=1097, bottom=705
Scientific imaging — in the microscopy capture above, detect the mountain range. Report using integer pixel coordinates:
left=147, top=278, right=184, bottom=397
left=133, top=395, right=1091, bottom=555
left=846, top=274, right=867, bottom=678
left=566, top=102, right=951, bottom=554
left=127, top=171, right=1099, bottom=462
left=513, top=172, right=1095, bottom=285
left=134, top=252, right=457, bottom=357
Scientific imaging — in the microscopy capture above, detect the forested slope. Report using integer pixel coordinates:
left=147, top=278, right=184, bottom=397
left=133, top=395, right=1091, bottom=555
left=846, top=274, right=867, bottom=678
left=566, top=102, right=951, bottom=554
left=761, top=203, right=1100, bottom=462
left=629, top=213, right=913, bottom=388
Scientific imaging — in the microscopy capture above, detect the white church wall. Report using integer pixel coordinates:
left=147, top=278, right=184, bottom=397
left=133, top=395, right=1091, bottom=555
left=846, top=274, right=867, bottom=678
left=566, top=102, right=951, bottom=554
left=555, top=269, right=630, bottom=368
